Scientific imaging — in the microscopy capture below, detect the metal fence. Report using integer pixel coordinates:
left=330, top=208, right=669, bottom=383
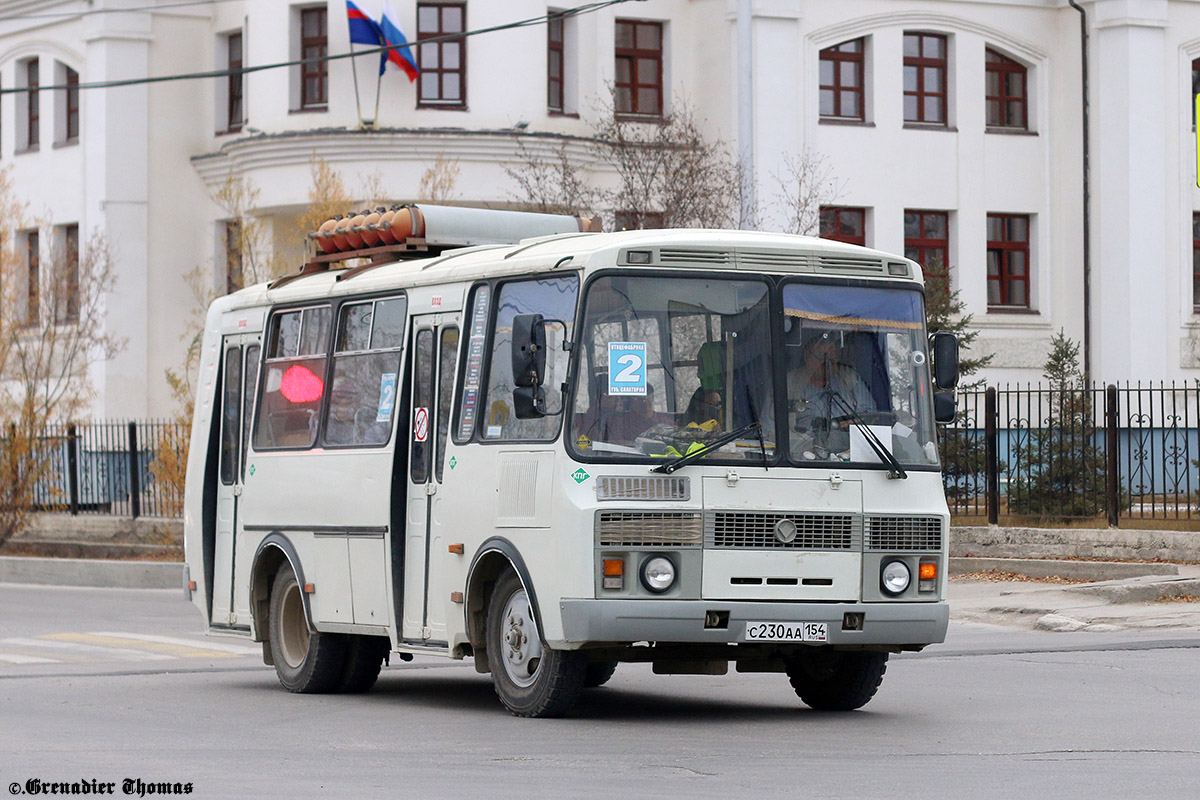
left=942, top=383, right=1200, bottom=525
left=10, top=420, right=187, bottom=519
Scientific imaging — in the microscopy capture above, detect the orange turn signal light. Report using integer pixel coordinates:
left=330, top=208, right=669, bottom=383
left=448, top=543, right=464, bottom=555
left=603, top=558, right=625, bottom=576
left=303, top=583, right=316, bottom=594
left=918, top=563, right=938, bottom=580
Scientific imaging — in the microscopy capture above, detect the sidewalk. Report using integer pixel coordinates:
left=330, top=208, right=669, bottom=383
left=950, top=562, right=1200, bottom=632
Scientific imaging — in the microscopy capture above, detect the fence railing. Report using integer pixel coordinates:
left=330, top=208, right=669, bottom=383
left=942, top=382, right=1200, bottom=525
left=8, top=420, right=187, bottom=519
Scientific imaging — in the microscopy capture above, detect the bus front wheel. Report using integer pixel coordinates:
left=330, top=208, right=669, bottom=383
left=784, top=648, right=888, bottom=711
left=268, top=564, right=347, bottom=693
left=486, top=568, right=586, bottom=717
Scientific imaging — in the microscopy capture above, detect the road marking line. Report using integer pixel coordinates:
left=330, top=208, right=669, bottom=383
left=89, top=632, right=258, bottom=657
left=0, top=653, right=60, bottom=664
left=1, top=637, right=173, bottom=662
left=45, top=633, right=239, bottom=660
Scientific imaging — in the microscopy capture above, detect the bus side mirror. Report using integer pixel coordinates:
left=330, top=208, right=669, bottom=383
left=929, top=331, right=959, bottom=390
left=933, top=391, right=957, bottom=424
left=512, top=313, right=547, bottom=388
left=513, top=386, right=547, bottom=419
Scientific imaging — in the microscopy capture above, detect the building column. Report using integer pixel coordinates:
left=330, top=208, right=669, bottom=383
left=1091, top=0, right=1169, bottom=381
left=82, top=12, right=151, bottom=418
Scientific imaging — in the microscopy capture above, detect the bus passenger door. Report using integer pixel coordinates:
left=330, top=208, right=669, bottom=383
left=212, top=336, right=260, bottom=627
left=402, top=315, right=460, bottom=644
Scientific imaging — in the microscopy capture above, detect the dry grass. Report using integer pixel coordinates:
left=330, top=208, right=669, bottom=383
left=1155, top=594, right=1200, bottom=604
left=953, top=569, right=1091, bottom=585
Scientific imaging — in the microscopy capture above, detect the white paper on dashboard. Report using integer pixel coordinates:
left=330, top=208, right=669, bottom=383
left=849, top=425, right=894, bottom=463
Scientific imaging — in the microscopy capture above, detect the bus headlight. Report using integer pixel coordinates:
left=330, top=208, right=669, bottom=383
left=640, top=556, right=677, bottom=594
left=880, top=560, right=911, bottom=596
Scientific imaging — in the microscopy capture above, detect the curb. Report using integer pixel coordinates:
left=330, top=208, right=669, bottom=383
left=0, top=556, right=184, bottom=590
left=949, top=557, right=1179, bottom=582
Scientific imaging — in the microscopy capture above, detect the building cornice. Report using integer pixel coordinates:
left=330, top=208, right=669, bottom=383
left=808, top=10, right=1049, bottom=62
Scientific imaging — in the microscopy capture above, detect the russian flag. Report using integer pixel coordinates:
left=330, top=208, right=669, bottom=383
left=346, top=1, right=382, bottom=47
left=380, top=0, right=420, bottom=82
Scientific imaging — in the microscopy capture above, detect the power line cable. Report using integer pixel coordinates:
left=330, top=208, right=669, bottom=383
left=0, top=0, right=643, bottom=95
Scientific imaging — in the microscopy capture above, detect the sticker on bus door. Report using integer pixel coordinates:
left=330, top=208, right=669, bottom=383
left=414, top=407, right=430, bottom=442
left=608, top=342, right=647, bottom=396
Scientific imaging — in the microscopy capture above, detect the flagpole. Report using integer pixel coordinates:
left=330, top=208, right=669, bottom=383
left=372, top=54, right=385, bottom=129
left=349, top=42, right=365, bottom=129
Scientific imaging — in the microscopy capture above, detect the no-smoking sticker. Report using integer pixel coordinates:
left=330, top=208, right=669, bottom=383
left=414, top=407, right=430, bottom=442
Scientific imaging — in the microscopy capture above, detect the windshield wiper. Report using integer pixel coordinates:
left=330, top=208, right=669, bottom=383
left=828, top=392, right=908, bottom=480
left=651, top=421, right=763, bottom=475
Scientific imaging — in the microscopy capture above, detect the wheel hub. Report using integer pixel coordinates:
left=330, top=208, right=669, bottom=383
left=499, top=589, right=543, bottom=688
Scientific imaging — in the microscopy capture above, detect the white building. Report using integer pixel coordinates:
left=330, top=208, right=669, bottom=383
left=1, top=0, right=1197, bottom=417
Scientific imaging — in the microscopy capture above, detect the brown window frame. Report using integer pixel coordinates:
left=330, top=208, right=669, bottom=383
left=226, top=32, right=244, bottom=132
left=987, top=213, right=1031, bottom=310
left=25, top=58, right=40, bottom=151
left=903, top=32, right=947, bottom=126
left=985, top=48, right=1027, bottom=130
left=1193, top=58, right=1200, bottom=127
left=417, top=3, right=467, bottom=108
left=819, top=38, right=864, bottom=121
left=548, top=13, right=565, bottom=113
left=25, top=230, right=39, bottom=326
left=614, top=210, right=665, bottom=231
left=298, top=7, right=328, bottom=110
left=904, top=209, right=949, bottom=287
left=1193, top=213, right=1200, bottom=311
left=62, top=66, right=79, bottom=144
left=819, top=206, right=866, bottom=246
left=614, top=19, right=663, bottom=119
left=56, top=224, right=79, bottom=324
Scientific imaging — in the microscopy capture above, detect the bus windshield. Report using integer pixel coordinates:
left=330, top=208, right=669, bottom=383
left=567, top=274, right=939, bottom=469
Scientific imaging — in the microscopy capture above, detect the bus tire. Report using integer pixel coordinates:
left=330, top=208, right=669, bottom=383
left=583, top=660, right=619, bottom=688
left=337, top=635, right=389, bottom=694
left=268, top=563, right=347, bottom=693
left=784, top=649, right=888, bottom=711
left=486, top=568, right=586, bottom=717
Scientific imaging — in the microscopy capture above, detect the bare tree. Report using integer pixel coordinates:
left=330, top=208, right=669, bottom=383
left=0, top=168, right=125, bottom=543
left=505, top=140, right=598, bottom=215
left=768, top=149, right=842, bottom=236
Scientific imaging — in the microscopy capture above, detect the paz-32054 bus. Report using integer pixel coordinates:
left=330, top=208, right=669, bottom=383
left=184, top=204, right=959, bottom=717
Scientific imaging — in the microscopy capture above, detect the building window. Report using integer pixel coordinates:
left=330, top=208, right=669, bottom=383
left=904, top=210, right=949, bottom=289
left=819, top=38, right=864, bottom=121
left=224, top=220, right=244, bottom=294
left=548, top=13, right=565, bottom=113
left=1193, top=58, right=1200, bottom=126
left=985, top=48, right=1026, bottom=130
left=987, top=213, right=1031, bottom=309
left=55, top=224, right=79, bottom=323
left=615, top=19, right=663, bottom=118
left=1193, top=213, right=1200, bottom=310
left=25, top=230, right=39, bottom=325
left=19, top=58, right=39, bottom=151
left=298, top=7, right=327, bottom=110
left=903, top=32, right=947, bottom=125
left=614, top=211, right=664, bottom=230
left=417, top=3, right=466, bottom=107
left=226, top=32, right=244, bottom=132
left=54, top=63, right=79, bottom=145
left=819, top=207, right=866, bottom=245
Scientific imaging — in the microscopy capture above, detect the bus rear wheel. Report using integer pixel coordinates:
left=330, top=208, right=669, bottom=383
left=268, top=564, right=347, bottom=693
left=784, top=648, right=888, bottom=711
left=486, top=568, right=586, bottom=717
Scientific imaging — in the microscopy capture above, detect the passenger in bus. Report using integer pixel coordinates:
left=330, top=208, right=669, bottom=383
left=606, top=385, right=669, bottom=443
left=788, top=332, right=874, bottom=450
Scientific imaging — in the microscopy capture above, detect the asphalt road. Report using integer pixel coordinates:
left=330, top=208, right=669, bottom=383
left=2, top=583, right=1198, bottom=799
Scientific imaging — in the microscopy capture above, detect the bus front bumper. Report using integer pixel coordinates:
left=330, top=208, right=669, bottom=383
left=558, top=599, right=948, bottom=648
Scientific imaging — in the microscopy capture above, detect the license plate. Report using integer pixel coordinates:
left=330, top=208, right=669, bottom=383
left=744, top=621, right=828, bottom=643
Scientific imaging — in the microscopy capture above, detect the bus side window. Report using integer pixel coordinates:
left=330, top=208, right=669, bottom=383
left=253, top=306, right=331, bottom=450
left=324, top=296, right=407, bottom=447
left=453, top=284, right=492, bottom=443
left=480, top=275, right=579, bottom=442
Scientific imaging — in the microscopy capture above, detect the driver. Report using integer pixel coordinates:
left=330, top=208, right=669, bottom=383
left=788, top=332, right=875, bottom=451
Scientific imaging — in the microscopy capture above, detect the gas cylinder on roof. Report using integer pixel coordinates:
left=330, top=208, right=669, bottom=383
left=313, top=216, right=340, bottom=254
left=345, top=211, right=367, bottom=250
left=360, top=208, right=383, bottom=247
left=331, top=214, right=355, bottom=251
left=389, top=206, right=414, bottom=243
left=376, top=207, right=398, bottom=244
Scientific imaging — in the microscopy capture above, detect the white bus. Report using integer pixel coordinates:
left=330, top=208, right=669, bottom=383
left=184, top=204, right=959, bottom=717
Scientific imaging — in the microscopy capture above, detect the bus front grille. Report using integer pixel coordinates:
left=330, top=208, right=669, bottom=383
left=596, top=475, right=690, bottom=501
left=864, top=516, right=944, bottom=551
left=596, top=511, right=703, bottom=547
left=705, top=512, right=858, bottom=550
